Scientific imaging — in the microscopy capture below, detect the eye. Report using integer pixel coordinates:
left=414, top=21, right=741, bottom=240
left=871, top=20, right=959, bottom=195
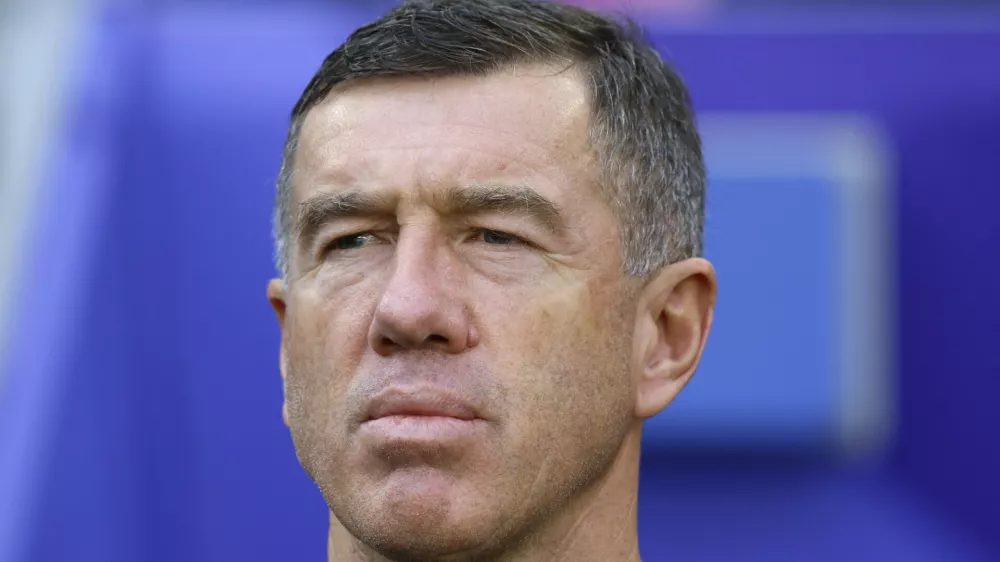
left=480, top=229, right=524, bottom=246
left=327, top=233, right=378, bottom=252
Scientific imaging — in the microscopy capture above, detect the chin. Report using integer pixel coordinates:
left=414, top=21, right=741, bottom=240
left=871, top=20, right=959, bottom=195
left=359, top=526, right=488, bottom=562
left=334, top=468, right=503, bottom=559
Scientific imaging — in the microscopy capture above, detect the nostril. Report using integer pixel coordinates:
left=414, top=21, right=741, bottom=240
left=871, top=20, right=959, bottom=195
left=428, top=334, right=448, bottom=343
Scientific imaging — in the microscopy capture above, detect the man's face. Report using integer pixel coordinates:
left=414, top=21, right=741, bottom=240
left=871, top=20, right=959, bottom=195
left=273, top=65, right=639, bottom=557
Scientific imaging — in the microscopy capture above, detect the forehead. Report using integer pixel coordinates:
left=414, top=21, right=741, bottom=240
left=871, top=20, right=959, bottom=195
left=292, top=63, right=599, bottom=205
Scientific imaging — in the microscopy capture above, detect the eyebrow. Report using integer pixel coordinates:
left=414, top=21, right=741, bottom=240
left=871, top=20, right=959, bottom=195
left=294, top=183, right=567, bottom=247
left=295, top=189, right=392, bottom=248
left=443, top=183, right=566, bottom=235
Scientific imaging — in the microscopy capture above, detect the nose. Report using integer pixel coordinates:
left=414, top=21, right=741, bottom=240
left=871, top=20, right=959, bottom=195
left=368, top=232, right=476, bottom=355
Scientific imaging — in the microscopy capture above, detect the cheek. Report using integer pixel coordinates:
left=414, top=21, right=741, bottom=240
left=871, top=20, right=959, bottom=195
left=480, top=277, right=634, bottom=509
left=291, top=275, right=375, bottom=362
left=493, top=278, right=634, bottom=436
left=283, top=283, right=375, bottom=437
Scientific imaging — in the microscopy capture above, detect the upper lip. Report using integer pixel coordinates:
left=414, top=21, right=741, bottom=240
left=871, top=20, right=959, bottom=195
left=364, top=387, right=481, bottom=422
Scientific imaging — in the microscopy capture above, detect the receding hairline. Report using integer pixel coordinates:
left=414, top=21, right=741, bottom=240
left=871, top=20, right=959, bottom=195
left=325, top=57, right=583, bottom=92
left=282, top=59, right=602, bottom=200
left=287, top=57, right=590, bottom=147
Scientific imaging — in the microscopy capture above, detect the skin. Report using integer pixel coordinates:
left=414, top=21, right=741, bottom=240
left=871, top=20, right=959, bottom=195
left=268, top=62, right=717, bottom=562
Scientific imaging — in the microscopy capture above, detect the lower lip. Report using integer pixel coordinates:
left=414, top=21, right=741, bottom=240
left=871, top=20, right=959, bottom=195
left=360, top=415, right=483, bottom=441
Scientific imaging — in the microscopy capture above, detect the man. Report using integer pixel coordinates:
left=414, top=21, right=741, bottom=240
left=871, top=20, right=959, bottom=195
left=267, top=0, right=716, bottom=560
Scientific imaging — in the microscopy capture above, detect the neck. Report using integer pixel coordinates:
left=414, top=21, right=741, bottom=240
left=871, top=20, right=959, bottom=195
left=328, top=427, right=644, bottom=562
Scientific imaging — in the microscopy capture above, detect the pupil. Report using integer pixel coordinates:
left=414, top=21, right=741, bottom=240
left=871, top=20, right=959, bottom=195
left=337, top=235, right=367, bottom=250
left=484, top=230, right=513, bottom=244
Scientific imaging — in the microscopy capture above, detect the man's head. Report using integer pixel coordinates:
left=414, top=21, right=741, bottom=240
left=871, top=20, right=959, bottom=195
left=267, top=1, right=716, bottom=559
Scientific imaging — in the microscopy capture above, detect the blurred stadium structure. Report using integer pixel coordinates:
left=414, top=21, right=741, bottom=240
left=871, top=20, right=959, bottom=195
left=1, top=0, right=998, bottom=561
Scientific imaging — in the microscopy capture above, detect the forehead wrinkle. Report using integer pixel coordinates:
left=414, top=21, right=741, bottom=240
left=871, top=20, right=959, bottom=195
left=299, top=65, right=592, bottom=165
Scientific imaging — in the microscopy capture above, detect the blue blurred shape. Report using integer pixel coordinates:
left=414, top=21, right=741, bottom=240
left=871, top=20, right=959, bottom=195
left=644, top=113, right=894, bottom=457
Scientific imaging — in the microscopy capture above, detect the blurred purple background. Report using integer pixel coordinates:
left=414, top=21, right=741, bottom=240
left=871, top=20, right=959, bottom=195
left=1, top=0, right=998, bottom=561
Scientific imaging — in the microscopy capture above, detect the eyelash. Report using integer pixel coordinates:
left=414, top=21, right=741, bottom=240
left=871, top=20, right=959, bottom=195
left=477, top=229, right=526, bottom=246
left=322, top=229, right=527, bottom=255
left=325, top=233, right=379, bottom=253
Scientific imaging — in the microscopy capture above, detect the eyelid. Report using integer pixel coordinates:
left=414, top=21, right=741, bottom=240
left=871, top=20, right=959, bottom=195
left=340, top=232, right=378, bottom=243
left=317, top=225, right=540, bottom=254
left=475, top=228, right=534, bottom=248
left=315, top=221, right=390, bottom=247
left=317, top=231, right=379, bottom=255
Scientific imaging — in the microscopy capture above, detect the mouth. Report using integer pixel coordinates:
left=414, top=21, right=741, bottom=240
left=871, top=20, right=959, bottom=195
left=363, top=387, right=482, bottom=422
left=359, top=387, right=486, bottom=444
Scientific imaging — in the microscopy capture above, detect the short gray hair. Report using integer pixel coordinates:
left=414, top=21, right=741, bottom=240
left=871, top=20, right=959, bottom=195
left=273, top=0, right=705, bottom=279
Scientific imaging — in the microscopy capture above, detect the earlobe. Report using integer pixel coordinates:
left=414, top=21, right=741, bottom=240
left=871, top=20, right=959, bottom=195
left=632, top=258, right=717, bottom=419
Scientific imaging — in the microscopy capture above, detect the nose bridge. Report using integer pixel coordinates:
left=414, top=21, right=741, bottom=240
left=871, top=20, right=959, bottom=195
left=387, top=223, right=447, bottom=299
left=370, top=222, right=470, bottom=354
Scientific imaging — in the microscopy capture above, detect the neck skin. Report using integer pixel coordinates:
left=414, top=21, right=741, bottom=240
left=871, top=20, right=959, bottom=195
left=327, top=427, right=644, bottom=562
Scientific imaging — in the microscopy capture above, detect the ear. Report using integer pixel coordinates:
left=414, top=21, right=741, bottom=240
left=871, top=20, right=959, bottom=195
left=631, top=258, right=717, bottom=419
left=268, top=278, right=290, bottom=427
